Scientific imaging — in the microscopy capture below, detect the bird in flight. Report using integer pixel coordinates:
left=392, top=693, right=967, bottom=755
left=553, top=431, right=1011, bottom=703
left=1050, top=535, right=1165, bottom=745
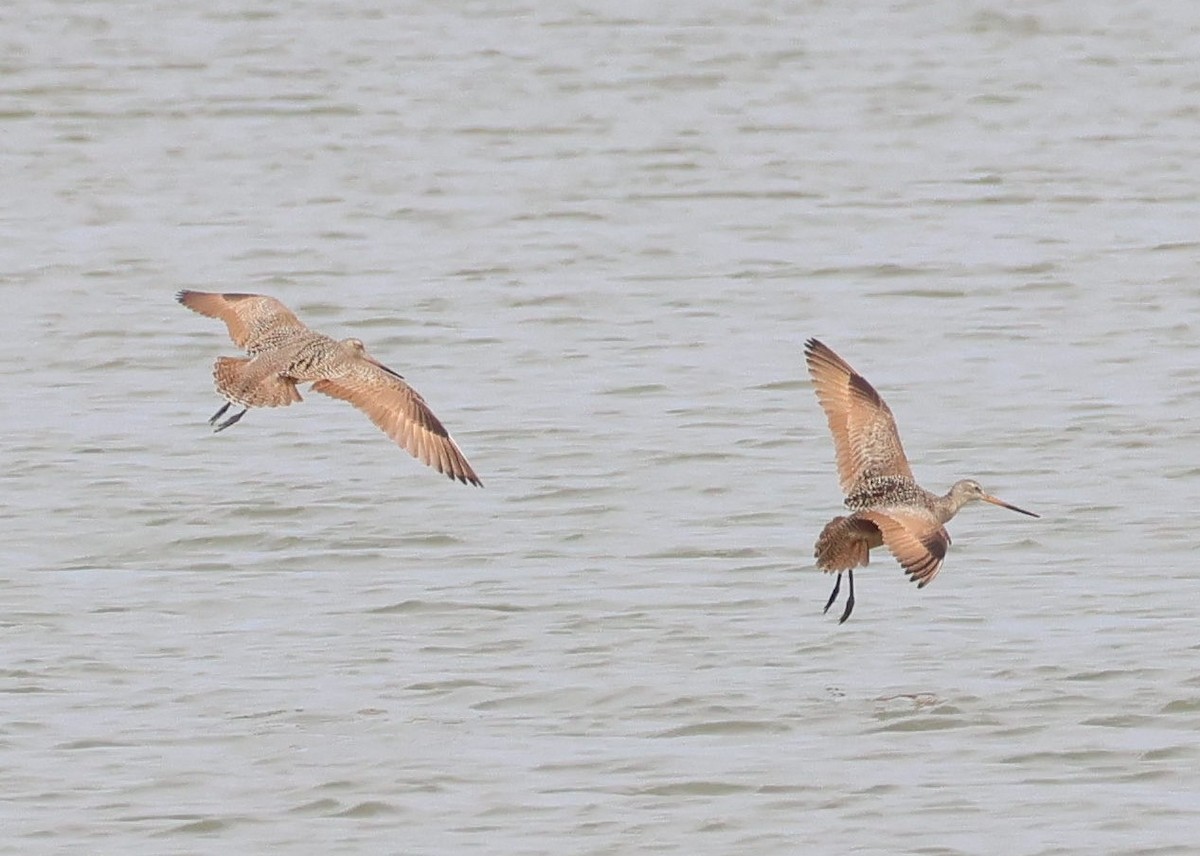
left=178, top=290, right=481, bottom=486
left=804, top=338, right=1037, bottom=623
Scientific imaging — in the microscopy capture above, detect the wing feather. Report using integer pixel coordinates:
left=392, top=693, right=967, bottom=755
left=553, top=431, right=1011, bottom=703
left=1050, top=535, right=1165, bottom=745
left=312, top=360, right=481, bottom=486
left=177, top=291, right=310, bottom=353
left=859, top=509, right=950, bottom=588
left=805, top=338, right=915, bottom=494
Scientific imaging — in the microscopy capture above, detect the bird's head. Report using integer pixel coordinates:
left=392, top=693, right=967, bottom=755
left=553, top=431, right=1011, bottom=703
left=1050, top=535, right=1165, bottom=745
left=951, top=479, right=1039, bottom=518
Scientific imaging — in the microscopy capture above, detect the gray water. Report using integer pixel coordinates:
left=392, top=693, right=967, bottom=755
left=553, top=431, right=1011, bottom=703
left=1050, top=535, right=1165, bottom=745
left=4, top=1, right=1200, bottom=853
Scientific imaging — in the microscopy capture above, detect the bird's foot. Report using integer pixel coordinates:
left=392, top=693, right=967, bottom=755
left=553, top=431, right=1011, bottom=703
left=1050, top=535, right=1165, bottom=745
left=212, top=407, right=247, bottom=433
left=823, top=573, right=842, bottom=614
left=837, top=571, right=856, bottom=624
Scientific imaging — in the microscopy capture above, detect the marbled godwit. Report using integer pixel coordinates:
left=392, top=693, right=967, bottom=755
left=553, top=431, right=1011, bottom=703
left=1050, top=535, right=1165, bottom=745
left=804, top=338, right=1037, bottom=623
left=178, top=291, right=481, bottom=486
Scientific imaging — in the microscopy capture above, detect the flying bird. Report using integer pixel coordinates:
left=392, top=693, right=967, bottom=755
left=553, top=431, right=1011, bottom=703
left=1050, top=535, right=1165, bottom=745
left=804, top=338, right=1036, bottom=622
left=178, top=290, right=481, bottom=486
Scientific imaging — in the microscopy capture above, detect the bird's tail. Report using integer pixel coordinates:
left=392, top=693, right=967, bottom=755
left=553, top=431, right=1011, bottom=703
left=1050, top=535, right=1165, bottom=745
left=213, top=357, right=302, bottom=408
left=814, top=514, right=875, bottom=571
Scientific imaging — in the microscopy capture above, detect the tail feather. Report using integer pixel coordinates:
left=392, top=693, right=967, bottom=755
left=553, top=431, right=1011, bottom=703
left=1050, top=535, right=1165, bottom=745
left=814, top=514, right=879, bottom=572
left=214, top=357, right=302, bottom=408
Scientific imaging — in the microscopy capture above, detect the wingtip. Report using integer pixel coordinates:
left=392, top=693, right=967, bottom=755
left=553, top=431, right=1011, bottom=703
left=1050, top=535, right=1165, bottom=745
left=804, top=337, right=835, bottom=368
left=445, top=466, right=483, bottom=487
left=176, top=289, right=207, bottom=308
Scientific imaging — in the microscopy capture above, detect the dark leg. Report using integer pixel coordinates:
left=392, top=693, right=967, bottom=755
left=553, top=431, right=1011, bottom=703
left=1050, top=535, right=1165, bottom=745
left=208, top=402, right=233, bottom=425
left=212, top=407, right=247, bottom=433
left=838, top=570, right=855, bottom=624
left=823, top=573, right=842, bottom=614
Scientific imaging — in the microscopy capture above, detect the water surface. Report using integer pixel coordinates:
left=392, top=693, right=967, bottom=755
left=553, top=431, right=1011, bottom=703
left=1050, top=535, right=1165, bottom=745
left=3, top=1, right=1200, bottom=853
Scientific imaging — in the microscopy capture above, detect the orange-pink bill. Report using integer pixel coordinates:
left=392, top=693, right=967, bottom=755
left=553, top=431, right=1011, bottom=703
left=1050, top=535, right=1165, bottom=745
left=981, top=494, right=1040, bottom=518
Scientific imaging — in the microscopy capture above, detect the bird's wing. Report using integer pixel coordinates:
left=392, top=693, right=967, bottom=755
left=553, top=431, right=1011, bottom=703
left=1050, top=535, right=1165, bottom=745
left=804, top=338, right=915, bottom=494
left=311, top=357, right=482, bottom=486
left=177, top=291, right=310, bottom=353
left=859, top=509, right=950, bottom=588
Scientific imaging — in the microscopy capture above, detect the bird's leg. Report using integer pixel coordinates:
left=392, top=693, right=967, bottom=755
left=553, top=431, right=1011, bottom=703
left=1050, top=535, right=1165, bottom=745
left=207, top=402, right=233, bottom=425
left=823, top=573, right=842, bottom=615
left=838, top=570, right=855, bottom=624
left=212, top=407, right=248, bottom=433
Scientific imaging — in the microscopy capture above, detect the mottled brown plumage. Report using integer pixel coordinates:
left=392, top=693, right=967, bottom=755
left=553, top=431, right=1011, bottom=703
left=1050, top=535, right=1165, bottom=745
left=178, top=290, right=481, bottom=486
left=804, top=338, right=1037, bottom=623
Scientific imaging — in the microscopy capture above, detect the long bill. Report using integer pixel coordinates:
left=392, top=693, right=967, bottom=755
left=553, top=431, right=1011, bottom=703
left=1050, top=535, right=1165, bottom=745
left=981, top=494, right=1040, bottom=518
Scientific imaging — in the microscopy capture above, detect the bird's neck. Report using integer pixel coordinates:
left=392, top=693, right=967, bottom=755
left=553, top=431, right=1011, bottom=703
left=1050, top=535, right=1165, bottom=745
left=932, top=490, right=967, bottom=524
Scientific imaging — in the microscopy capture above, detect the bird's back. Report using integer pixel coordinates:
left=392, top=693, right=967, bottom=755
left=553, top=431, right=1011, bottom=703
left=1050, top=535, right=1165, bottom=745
left=844, top=475, right=935, bottom=513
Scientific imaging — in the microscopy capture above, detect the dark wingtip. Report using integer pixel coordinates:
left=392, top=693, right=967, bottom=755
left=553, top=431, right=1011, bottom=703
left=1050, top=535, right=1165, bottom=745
left=803, top=338, right=828, bottom=372
left=451, top=469, right=483, bottom=488
left=175, top=290, right=189, bottom=304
